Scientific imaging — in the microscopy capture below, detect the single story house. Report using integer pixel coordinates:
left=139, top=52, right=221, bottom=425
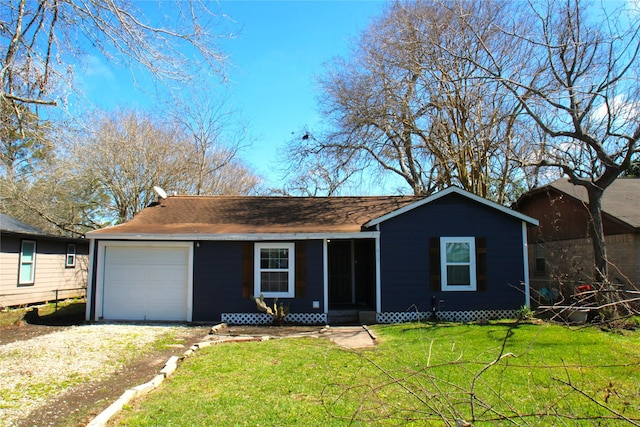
left=0, top=213, right=89, bottom=308
left=514, top=178, right=640, bottom=304
left=85, top=187, right=538, bottom=324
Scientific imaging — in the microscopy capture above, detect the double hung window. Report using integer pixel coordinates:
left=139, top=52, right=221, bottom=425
left=254, top=243, right=295, bottom=298
left=19, top=240, right=36, bottom=285
left=440, top=237, right=476, bottom=291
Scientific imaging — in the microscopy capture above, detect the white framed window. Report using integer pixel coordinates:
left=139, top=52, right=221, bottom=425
left=66, top=243, right=77, bottom=268
left=19, top=240, right=36, bottom=285
left=440, top=237, right=476, bottom=291
left=254, top=242, right=295, bottom=298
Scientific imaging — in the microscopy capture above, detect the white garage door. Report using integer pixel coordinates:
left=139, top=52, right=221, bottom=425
left=102, top=245, right=189, bottom=321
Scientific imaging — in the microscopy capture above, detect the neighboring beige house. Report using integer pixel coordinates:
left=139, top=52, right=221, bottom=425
left=0, top=213, right=89, bottom=308
left=515, top=178, right=640, bottom=305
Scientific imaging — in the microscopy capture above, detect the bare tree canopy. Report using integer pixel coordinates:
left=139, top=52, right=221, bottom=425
left=0, top=96, right=51, bottom=179
left=73, top=109, right=261, bottom=225
left=285, top=0, right=535, bottom=201
left=168, top=91, right=261, bottom=197
left=0, top=0, right=248, bottom=232
left=0, top=0, right=232, bottom=184
left=1, top=106, right=261, bottom=232
left=454, top=0, right=639, bottom=284
left=1, top=0, right=230, bottom=110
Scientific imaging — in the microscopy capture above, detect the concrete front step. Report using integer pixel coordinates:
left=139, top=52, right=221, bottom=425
left=328, top=310, right=376, bottom=325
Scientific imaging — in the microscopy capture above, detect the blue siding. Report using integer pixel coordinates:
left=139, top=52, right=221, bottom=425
left=379, top=194, right=527, bottom=313
left=192, top=240, right=325, bottom=322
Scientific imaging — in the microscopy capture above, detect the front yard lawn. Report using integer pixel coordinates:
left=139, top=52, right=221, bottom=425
left=114, top=322, right=640, bottom=426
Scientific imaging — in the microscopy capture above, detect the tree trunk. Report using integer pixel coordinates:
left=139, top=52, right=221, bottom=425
left=585, top=184, right=623, bottom=319
left=586, top=185, right=607, bottom=283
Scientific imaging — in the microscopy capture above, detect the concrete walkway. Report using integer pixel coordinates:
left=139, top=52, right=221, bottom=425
left=208, top=324, right=377, bottom=349
left=326, top=325, right=377, bottom=349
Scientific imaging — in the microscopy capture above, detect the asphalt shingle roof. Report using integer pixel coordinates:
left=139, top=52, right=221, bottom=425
left=88, top=195, right=424, bottom=236
left=549, top=178, right=640, bottom=229
left=0, top=213, right=47, bottom=235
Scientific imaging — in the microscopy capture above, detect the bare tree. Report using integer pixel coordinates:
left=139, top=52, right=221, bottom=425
left=1, top=0, right=230, bottom=110
left=1, top=0, right=234, bottom=229
left=287, top=1, right=533, bottom=201
left=168, top=92, right=261, bottom=196
left=0, top=1, right=231, bottom=169
left=455, top=0, right=640, bottom=285
left=71, top=109, right=261, bottom=225
left=0, top=156, right=108, bottom=236
left=0, top=98, right=53, bottom=181
left=279, top=130, right=363, bottom=196
left=71, top=110, right=189, bottom=224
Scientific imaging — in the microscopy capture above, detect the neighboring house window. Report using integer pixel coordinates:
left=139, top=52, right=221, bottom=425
left=66, top=243, right=77, bottom=268
left=19, top=240, right=36, bottom=285
left=440, top=237, right=477, bottom=291
left=254, top=242, right=295, bottom=298
left=534, top=244, right=545, bottom=274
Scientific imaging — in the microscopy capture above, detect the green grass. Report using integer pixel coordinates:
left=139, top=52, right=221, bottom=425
left=114, top=321, right=640, bottom=426
left=0, top=308, right=24, bottom=327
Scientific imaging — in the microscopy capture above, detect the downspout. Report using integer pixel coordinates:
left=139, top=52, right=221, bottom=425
left=522, top=221, right=531, bottom=308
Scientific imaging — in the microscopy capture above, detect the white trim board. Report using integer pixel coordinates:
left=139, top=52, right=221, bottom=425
left=86, top=231, right=380, bottom=241
left=365, top=187, right=539, bottom=228
left=92, top=241, right=194, bottom=322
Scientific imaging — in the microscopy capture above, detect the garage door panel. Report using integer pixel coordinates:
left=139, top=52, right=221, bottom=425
left=106, top=247, right=187, bottom=263
left=102, top=246, right=189, bottom=321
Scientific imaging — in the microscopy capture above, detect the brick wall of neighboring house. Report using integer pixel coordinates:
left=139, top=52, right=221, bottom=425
left=529, top=233, right=639, bottom=306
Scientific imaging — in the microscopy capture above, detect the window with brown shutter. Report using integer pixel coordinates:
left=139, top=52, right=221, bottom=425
left=254, top=242, right=295, bottom=298
left=430, top=237, right=487, bottom=292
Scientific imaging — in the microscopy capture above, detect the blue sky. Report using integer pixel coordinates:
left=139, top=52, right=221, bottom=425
left=78, top=1, right=388, bottom=191
left=219, top=1, right=387, bottom=189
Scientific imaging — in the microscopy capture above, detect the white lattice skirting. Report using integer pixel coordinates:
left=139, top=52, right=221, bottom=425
left=377, top=310, right=517, bottom=324
left=376, top=312, right=432, bottom=323
left=221, top=312, right=327, bottom=325
left=222, top=310, right=516, bottom=325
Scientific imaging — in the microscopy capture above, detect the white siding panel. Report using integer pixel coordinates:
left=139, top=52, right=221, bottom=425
left=102, top=246, right=188, bottom=321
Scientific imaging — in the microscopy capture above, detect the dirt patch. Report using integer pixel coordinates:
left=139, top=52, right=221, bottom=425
left=0, top=322, right=68, bottom=345
left=0, top=303, right=86, bottom=345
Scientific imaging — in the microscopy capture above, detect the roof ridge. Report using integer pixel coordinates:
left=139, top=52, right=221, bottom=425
left=164, top=194, right=422, bottom=199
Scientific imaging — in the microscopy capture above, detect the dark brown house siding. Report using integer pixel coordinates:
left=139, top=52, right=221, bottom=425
left=517, top=188, right=633, bottom=243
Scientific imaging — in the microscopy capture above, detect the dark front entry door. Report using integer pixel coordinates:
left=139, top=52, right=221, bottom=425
left=328, top=240, right=353, bottom=306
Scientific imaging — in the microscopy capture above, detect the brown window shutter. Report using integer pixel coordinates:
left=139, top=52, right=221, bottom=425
left=476, top=237, right=487, bottom=291
left=242, top=242, right=254, bottom=298
left=429, top=237, right=441, bottom=291
left=295, top=241, right=306, bottom=297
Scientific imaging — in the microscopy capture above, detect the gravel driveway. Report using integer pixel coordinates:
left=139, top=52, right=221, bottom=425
left=0, top=323, right=207, bottom=427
